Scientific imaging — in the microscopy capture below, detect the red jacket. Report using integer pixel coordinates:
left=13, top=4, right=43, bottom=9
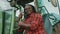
left=18, top=12, right=46, bottom=34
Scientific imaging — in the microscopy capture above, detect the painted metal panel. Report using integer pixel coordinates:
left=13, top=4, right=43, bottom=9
left=0, top=8, right=2, bottom=34
left=36, top=0, right=60, bottom=34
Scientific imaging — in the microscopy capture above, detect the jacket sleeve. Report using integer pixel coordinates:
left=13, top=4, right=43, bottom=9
left=29, top=14, right=44, bottom=30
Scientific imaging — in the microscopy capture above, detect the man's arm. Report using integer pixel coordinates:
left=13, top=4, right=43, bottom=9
left=16, top=13, right=23, bottom=22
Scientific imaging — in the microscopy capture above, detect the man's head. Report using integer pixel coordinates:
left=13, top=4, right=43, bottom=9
left=24, top=4, right=36, bottom=15
left=7, top=0, right=16, bottom=7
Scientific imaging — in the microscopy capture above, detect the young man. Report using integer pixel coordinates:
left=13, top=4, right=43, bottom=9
left=18, top=4, right=46, bottom=34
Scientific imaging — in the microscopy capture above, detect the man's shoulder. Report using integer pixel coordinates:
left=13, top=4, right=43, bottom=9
left=34, top=13, right=41, bottom=17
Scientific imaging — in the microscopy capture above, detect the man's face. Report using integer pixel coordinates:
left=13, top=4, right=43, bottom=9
left=25, top=5, right=33, bottom=15
left=10, top=1, right=16, bottom=7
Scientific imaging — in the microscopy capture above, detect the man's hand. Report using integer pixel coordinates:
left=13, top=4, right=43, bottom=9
left=19, top=13, right=23, bottom=18
left=16, top=13, right=23, bottom=22
left=18, top=21, right=24, bottom=26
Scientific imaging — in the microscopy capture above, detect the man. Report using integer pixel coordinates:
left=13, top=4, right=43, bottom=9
left=53, top=21, right=60, bottom=34
left=18, top=4, right=46, bottom=34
